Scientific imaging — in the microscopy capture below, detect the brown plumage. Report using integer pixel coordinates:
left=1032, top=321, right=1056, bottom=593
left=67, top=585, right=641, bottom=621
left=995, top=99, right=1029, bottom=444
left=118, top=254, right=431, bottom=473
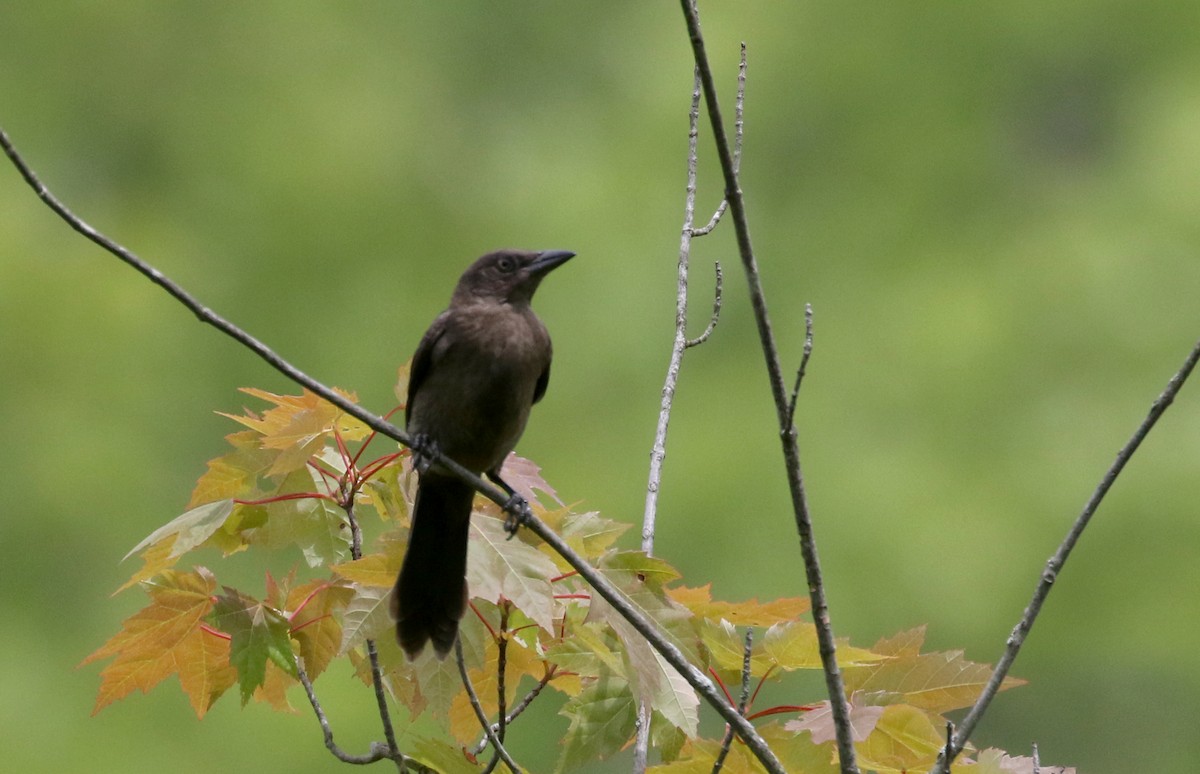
left=391, top=248, right=574, bottom=659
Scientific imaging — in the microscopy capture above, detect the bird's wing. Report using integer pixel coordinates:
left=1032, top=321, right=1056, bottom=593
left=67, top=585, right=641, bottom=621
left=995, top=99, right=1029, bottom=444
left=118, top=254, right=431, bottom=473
left=532, top=361, right=550, bottom=405
left=406, top=312, right=449, bottom=426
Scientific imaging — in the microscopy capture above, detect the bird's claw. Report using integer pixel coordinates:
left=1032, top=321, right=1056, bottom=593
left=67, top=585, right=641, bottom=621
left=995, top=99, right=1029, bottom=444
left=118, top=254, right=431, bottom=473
left=411, top=433, right=440, bottom=475
left=502, top=494, right=532, bottom=539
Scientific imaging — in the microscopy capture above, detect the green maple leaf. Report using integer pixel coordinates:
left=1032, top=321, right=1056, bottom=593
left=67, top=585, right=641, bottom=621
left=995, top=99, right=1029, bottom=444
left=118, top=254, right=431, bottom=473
left=557, top=674, right=637, bottom=773
left=211, top=587, right=297, bottom=705
left=247, top=467, right=350, bottom=568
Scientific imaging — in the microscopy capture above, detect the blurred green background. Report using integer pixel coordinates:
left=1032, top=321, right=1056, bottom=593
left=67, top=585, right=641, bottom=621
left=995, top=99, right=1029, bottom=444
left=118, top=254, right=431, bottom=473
left=3, top=2, right=1200, bottom=772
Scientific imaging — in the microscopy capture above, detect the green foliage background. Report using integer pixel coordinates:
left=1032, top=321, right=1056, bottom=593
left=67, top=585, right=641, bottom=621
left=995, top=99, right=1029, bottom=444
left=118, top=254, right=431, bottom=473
left=3, top=2, right=1199, bottom=772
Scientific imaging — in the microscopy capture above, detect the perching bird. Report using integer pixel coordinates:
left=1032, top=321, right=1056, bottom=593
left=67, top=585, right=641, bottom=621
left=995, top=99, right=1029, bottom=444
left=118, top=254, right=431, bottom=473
left=391, top=248, right=574, bottom=659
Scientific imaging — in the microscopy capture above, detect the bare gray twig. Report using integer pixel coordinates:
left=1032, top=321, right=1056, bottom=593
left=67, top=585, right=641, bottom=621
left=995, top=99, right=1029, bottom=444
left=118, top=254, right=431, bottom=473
left=929, top=335, right=1200, bottom=773
left=685, top=262, right=723, bottom=349
left=692, top=43, right=746, bottom=237
left=296, top=656, right=406, bottom=769
left=471, top=666, right=557, bottom=755
left=455, top=638, right=521, bottom=774
left=341, top=500, right=403, bottom=762
left=785, top=303, right=814, bottom=427
left=677, top=2, right=859, bottom=771
left=711, top=629, right=754, bottom=774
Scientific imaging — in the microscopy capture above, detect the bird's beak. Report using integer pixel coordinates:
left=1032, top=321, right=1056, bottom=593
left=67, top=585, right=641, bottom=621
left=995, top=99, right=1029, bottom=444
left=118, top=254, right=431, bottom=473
left=529, top=249, right=576, bottom=275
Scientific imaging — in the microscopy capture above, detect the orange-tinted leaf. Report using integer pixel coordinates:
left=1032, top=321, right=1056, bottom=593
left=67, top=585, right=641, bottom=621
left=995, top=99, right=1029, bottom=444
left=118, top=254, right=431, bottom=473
left=85, top=568, right=218, bottom=667
left=667, top=583, right=810, bottom=625
left=187, top=430, right=274, bottom=508
left=115, top=533, right=180, bottom=594
left=84, top=568, right=220, bottom=714
left=175, top=627, right=237, bottom=718
left=287, top=580, right=353, bottom=680
left=253, top=660, right=297, bottom=712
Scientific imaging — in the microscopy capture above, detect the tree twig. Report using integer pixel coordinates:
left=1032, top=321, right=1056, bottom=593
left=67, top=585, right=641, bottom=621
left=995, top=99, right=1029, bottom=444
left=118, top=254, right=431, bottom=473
left=685, top=262, right=723, bottom=349
left=1, top=126, right=786, bottom=774
left=635, top=62, right=728, bottom=772
left=785, top=304, right=814, bottom=427
left=471, top=667, right=557, bottom=756
left=711, top=629, right=753, bottom=774
left=341, top=500, right=403, bottom=762
left=455, top=638, right=521, bottom=774
left=676, top=3, right=859, bottom=772
left=692, top=42, right=746, bottom=237
left=929, top=336, right=1200, bottom=773
left=296, top=656, right=404, bottom=769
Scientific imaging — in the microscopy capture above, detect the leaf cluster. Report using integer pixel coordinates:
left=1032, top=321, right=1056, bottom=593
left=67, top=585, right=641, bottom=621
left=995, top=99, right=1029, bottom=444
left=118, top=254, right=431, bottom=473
left=84, top=383, right=1071, bottom=773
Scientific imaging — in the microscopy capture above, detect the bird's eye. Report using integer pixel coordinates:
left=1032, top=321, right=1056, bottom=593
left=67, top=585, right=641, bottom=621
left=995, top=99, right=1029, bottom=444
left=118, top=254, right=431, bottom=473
left=496, top=256, right=517, bottom=273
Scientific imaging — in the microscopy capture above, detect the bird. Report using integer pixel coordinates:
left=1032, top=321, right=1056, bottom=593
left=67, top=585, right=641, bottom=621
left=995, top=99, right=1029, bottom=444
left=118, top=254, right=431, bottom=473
left=391, top=248, right=575, bottom=659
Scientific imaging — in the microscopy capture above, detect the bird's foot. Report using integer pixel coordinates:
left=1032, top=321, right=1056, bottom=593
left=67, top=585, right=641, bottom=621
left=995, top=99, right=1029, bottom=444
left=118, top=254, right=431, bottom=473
left=501, top=493, right=532, bottom=539
left=410, top=433, right=440, bottom=475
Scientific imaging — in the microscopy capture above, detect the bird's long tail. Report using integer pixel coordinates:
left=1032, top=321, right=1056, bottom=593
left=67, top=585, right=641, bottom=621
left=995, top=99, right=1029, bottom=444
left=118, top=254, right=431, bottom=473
left=391, top=475, right=474, bottom=659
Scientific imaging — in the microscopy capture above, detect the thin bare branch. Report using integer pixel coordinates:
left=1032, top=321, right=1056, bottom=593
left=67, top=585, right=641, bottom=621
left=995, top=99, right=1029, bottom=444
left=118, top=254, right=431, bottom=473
left=296, top=656, right=405, bottom=769
left=692, top=42, right=746, bottom=237
left=340, top=499, right=402, bottom=760
left=712, top=629, right=754, bottom=774
left=685, top=262, right=723, bottom=349
left=929, top=336, right=1200, bottom=773
left=785, top=303, right=814, bottom=427
left=471, top=667, right=557, bottom=756
left=3, top=125, right=785, bottom=774
left=455, top=638, right=521, bottom=774
left=677, top=2, right=858, bottom=771
left=479, top=604, right=512, bottom=774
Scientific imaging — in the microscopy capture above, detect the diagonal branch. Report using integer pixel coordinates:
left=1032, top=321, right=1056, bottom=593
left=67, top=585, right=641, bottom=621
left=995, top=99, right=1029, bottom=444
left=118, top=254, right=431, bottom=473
left=677, top=2, right=859, bottom=771
left=930, top=336, right=1200, bottom=773
left=455, top=638, right=520, bottom=774
left=1, top=126, right=785, bottom=774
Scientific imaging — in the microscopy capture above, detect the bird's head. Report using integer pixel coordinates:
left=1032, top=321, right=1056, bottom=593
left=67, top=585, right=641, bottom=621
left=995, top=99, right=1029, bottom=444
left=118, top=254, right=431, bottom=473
left=452, top=249, right=575, bottom=306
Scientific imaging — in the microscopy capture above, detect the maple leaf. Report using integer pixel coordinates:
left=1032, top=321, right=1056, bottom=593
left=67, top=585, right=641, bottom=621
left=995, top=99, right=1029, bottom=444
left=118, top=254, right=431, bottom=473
left=762, top=621, right=887, bottom=671
left=970, top=748, right=1077, bottom=774
left=187, top=429, right=275, bottom=508
left=468, top=515, right=559, bottom=634
left=244, top=467, right=350, bottom=568
left=557, top=674, right=637, bottom=772
left=218, top=387, right=368, bottom=476
left=336, top=582, right=393, bottom=655
left=784, top=700, right=886, bottom=743
left=83, top=568, right=235, bottom=717
left=600, top=550, right=682, bottom=589
left=287, top=580, right=353, bottom=680
left=853, top=703, right=945, bottom=773
left=555, top=508, right=628, bottom=560
left=118, top=499, right=235, bottom=590
left=211, top=587, right=298, bottom=705
left=667, top=583, right=810, bottom=625
left=497, top=452, right=563, bottom=506
left=842, top=641, right=1025, bottom=713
